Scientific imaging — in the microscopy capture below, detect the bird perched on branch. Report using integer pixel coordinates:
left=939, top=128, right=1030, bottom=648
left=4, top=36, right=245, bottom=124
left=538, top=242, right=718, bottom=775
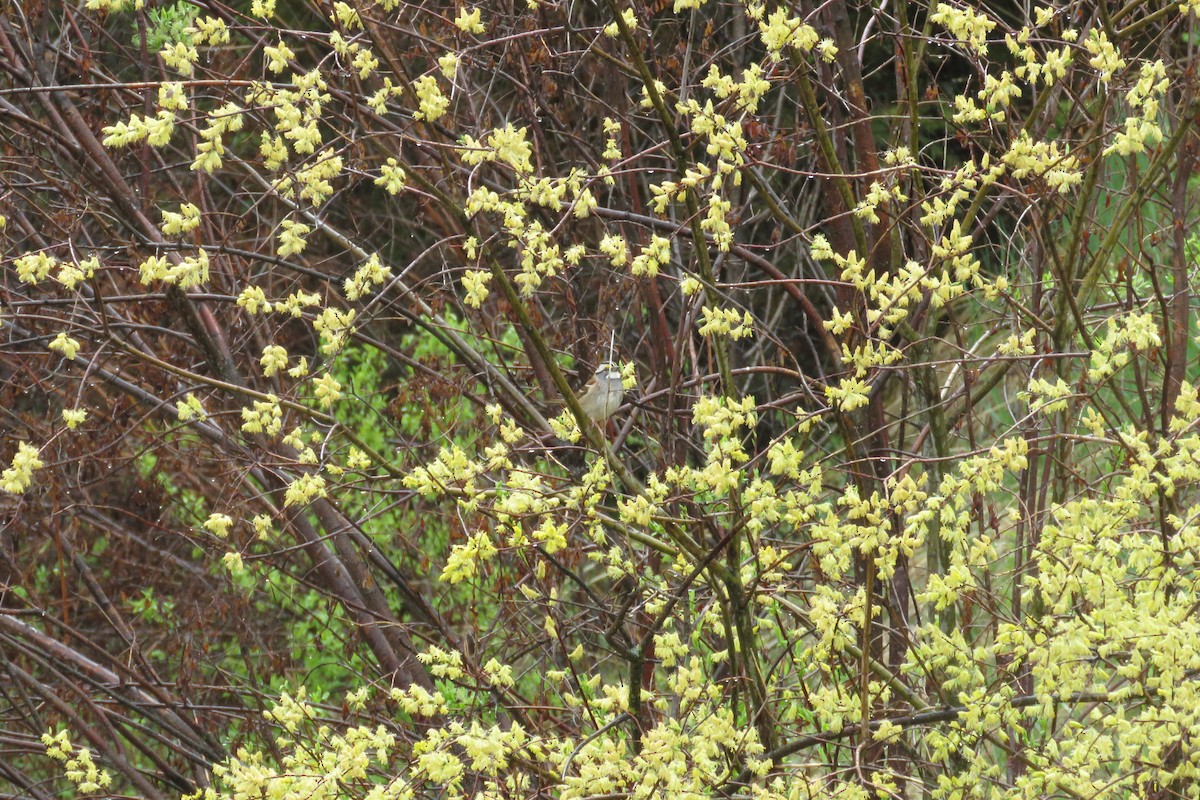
left=576, top=362, right=625, bottom=422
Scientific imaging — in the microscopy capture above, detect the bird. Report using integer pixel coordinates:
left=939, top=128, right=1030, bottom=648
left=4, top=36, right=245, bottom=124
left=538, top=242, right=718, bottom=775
left=576, top=362, right=625, bottom=421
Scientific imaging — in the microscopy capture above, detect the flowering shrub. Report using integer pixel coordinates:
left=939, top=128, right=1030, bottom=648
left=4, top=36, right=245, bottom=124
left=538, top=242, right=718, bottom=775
left=2, top=1, right=1200, bottom=799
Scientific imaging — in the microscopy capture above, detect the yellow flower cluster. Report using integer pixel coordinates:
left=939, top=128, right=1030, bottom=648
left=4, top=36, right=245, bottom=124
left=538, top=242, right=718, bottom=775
left=454, top=7, right=486, bottom=34
left=62, top=408, right=88, bottom=429
left=461, top=269, right=492, bottom=307
left=757, top=8, right=819, bottom=60
left=698, top=306, right=755, bottom=340
left=413, top=75, right=450, bottom=121
left=159, top=40, right=199, bottom=77
left=138, top=250, right=210, bottom=289
left=603, top=7, right=637, bottom=37
left=187, top=16, right=229, bottom=46
left=1084, top=28, right=1125, bottom=83
left=460, top=124, right=534, bottom=174
left=853, top=180, right=907, bottom=224
left=283, top=473, right=327, bottom=507
left=442, top=530, right=498, bottom=583
left=260, top=345, right=289, bottom=377
left=204, top=512, right=234, bottom=538
left=191, top=103, right=243, bottom=173
left=344, top=254, right=393, bottom=301
left=312, top=374, right=342, bottom=410
left=241, top=395, right=283, bottom=437
left=49, top=332, right=82, bottom=360
left=930, top=2, right=995, bottom=55
left=54, top=256, right=98, bottom=291
left=312, top=306, right=356, bottom=354
left=43, top=730, right=112, bottom=794
left=1105, top=60, right=1168, bottom=157
left=176, top=393, right=208, bottom=423
left=700, top=63, right=772, bottom=113
left=276, top=219, right=311, bottom=258
left=15, top=252, right=57, bottom=285
left=374, top=158, right=408, bottom=195
left=630, top=235, right=671, bottom=277
left=2, top=442, right=43, bottom=494
left=161, top=203, right=201, bottom=236
left=919, top=158, right=1003, bottom=227
left=1001, top=130, right=1081, bottom=193
left=1087, top=312, right=1161, bottom=383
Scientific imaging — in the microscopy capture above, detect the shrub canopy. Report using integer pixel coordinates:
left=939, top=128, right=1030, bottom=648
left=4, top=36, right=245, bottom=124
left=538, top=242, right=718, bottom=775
left=3, top=1, right=1200, bottom=799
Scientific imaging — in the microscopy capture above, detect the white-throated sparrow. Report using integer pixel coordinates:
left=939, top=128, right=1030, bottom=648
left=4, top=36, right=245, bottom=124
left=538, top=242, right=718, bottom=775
left=576, top=362, right=625, bottom=421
